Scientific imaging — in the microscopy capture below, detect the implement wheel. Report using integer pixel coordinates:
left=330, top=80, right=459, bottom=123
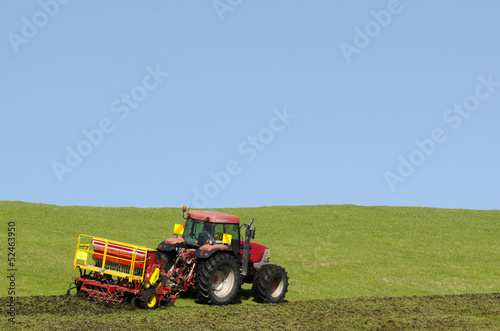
left=74, top=280, right=83, bottom=294
left=140, top=289, right=159, bottom=309
left=195, top=253, right=241, bottom=305
left=252, top=264, right=288, bottom=303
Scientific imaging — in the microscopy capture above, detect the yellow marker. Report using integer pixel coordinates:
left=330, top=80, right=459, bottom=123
left=223, top=233, right=232, bottom=245
left=174, top=224, right=185, bottom=235
left=77, top=251, right=88, bottom=263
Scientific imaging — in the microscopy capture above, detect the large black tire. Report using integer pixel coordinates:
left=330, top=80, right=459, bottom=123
left=195, top=253, right=241, bottom=305
left=252, top=264, right=289, bottom=303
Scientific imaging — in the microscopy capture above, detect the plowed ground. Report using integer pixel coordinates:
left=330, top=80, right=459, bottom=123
left=1, top=293, right=499, bottom=330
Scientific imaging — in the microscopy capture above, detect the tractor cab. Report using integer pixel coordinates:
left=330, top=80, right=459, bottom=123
left=178, top=209, right=241, bottom=255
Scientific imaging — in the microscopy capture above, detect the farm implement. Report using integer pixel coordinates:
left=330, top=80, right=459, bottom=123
left=69, top=207, right=289, bottom=308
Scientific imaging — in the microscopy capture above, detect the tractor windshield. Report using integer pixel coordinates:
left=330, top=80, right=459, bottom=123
left=183, top=218, right=214, bottom=246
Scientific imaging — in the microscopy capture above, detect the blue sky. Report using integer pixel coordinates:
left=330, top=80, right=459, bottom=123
left=1, top=1, right=499, bottom=210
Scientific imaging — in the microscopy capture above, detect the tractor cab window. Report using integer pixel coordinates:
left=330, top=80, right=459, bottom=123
left=225, top=223, right=240, bottom=253
left=214, top=224, right=224, bottom=243
left=183, top=218, right=214, bottom=246
left=183, top=218, right=240, bottom=253
left=225, top=224, right=239, bottom=241
left=212, top=223, right=239, bottom=244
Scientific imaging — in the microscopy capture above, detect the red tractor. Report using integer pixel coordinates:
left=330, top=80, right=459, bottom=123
left=71, top=207, right=288, bottom=308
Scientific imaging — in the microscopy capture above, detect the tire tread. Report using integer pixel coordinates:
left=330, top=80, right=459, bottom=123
left=195, top=253, right=240, bottom=305
left=252, top=264, right=288, bottom=303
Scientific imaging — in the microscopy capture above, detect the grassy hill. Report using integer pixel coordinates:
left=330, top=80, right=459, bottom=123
left=0, top=201, right=498, bottom=301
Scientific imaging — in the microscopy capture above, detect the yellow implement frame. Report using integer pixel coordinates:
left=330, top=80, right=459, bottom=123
left=74, top=234, right=151, bottom=281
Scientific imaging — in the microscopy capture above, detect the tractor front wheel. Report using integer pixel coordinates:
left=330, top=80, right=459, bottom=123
left=195, top=253, right=241, bottom=305
left=252, top=264, right=288, bottom=303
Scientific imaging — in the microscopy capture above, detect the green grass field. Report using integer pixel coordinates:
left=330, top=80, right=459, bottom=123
left=1, top=201, right=498, bottom=300
left=0, top=201, right=499, bottom=329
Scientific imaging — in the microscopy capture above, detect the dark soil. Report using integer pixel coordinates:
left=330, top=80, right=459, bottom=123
left=1, top=293, right=499, bottom=330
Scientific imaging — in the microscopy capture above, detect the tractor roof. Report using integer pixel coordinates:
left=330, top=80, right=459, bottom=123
left=187, top=210, right=240, bottom=224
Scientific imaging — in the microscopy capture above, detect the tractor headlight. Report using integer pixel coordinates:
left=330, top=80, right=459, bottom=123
left=262, top=249, right=270, bottom=263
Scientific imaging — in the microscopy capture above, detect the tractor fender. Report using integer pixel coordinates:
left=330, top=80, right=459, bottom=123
left=157, top=237, right=186, bottom=252
left=195, top=244, right=236, bottom=259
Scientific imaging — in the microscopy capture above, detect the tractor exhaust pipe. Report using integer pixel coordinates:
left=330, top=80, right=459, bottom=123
left=241, top=219, right=255, bottom=276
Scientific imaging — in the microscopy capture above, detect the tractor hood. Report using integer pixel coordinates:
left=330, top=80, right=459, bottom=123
left=247, top=241, right=270, bottom=265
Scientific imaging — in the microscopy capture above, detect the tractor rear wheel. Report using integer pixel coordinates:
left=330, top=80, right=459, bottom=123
left=195, top=253, right=241, bottom=305
left=252, top=264, right=288, bottom=303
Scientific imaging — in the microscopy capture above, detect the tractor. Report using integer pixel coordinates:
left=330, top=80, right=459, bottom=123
left=70, top=206, right=288, bottom=308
